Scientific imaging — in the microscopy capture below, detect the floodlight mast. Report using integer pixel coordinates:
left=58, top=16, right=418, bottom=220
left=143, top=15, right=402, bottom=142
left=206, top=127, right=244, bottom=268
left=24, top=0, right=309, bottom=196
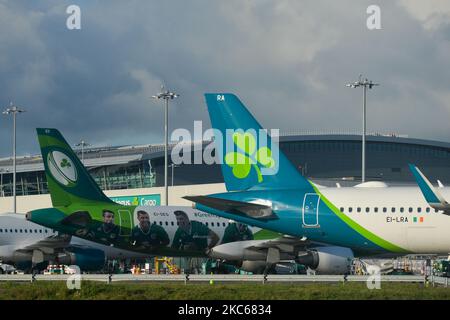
left=346, top=76, right=379, bottom=183
left=152, top=87, right=179, bottom=206
left=3, top=102, right=26, bottom=213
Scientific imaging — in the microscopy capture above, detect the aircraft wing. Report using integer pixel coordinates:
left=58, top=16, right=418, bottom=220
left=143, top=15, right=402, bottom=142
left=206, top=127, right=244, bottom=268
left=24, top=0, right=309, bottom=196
left=408, top=164, right=450, bottom=215
left=15, top=234, right=72, bottom=258
left=247, top=235, right=309, bottom=252
left=184, top=195, right=277, bottom=220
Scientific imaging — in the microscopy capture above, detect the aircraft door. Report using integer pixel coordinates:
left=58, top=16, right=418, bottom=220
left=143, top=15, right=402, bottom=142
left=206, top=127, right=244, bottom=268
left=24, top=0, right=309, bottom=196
left=118, top=210, right=132, bottom=236
left=302, top=193, right=320, bottom=228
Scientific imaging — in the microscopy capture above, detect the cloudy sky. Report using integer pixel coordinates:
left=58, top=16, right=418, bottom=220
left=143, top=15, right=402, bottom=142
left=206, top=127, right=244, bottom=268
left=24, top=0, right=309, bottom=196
left=0, top=0, right=449, bottom=157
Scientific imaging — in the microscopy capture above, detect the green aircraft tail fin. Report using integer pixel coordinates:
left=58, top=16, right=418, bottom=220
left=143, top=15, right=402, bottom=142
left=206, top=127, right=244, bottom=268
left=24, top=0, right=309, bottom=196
left=36, top=128, right=114, bottom=207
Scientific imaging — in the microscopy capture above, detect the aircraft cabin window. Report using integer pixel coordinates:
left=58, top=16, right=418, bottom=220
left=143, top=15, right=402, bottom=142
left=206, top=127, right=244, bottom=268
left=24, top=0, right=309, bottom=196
left=15, top=229, right=18, bottom=233
left=426, top=208, right=431, bottom=213
left=340, top=207, right=344, bottom=213
left=0, top=229, right=2, bottom=232
left=400, top=208, right=404, bottom=213
left=165, top=221, right=168, bottom=226
left=24, top=229, right=28, bottom=233
left=365, top=207, right=370, bottom=213
left=223, top=223, right=226, bottom=227
left=435, top=208, right=439, bottom=213
left=39, top=230, right=42, bottom=233
left=153, top=221, right=156, bottom=225
left=211, top=222, right=215, bottom=227
left=374, top=207, right=378, bottom=213
left=383, top=208, right=387, bottom=213
left=10, top=229, right=13, bottom=233
left=357, top=207, right=361, bottom=213
left=34, top=229, right=38, bottom=233
left=348, top=207, right=352, bottom=213
left=159, top=221, right=163, bottom=226
left=391, top=208, right=396, bottom=213
left=177, top=222, right=179, bottom=226
left=45, top=230, right=48, bottom=233
left=19, top=229, right=23, bottom=233
left=30, top=229, right=33, bottom=233
left=409, top=207, right=413, bottom=213
left=418, top=208, right=422, bottom=213
left=171, top=221, right=174, bottom=226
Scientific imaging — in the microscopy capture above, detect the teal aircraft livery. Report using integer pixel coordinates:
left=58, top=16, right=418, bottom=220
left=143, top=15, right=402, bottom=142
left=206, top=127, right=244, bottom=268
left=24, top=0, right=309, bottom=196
left=26, top=128, right=280, bottom=267
left=183, top=93, right=450, bottom=272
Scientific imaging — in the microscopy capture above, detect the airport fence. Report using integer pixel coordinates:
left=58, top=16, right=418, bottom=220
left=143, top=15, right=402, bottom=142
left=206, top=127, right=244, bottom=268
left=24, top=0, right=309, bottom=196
left=0, top=274, right=448, bottom=286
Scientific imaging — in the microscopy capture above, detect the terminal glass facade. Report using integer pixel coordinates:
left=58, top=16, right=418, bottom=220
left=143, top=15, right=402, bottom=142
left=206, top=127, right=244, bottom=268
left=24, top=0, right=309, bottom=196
left=1, top=136, right=450, bottom=197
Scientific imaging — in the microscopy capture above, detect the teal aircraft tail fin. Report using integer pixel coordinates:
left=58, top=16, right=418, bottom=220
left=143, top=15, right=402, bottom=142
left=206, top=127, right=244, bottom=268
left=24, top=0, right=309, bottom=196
left=408, top=164, right=450, bottom=215
left=204, top=93, right=313, bottom=192
left=36, top=128, right=114, bottom=207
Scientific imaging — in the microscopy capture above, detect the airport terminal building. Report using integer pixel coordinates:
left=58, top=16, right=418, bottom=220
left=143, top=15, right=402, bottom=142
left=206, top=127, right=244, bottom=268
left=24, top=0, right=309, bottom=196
left=0, top=133, right=449, bottom=199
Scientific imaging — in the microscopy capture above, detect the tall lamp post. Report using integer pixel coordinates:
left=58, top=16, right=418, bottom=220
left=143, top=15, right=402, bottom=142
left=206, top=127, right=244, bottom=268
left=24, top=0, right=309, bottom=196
left=75, top=139, right=91, bottom=162
left=152, top=87, right=179, bottom=206
left=346, top=76, right=379, bottom=183
left=3, top=103, right=26, bottom=213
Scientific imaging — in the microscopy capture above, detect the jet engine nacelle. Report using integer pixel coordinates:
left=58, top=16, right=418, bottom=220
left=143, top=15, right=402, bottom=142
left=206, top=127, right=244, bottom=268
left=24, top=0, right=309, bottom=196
left=208, top=240, right=271, bottom=261
left=296, top=246, right=354, bottom=274
left=57, top=247, right=106, bottom=271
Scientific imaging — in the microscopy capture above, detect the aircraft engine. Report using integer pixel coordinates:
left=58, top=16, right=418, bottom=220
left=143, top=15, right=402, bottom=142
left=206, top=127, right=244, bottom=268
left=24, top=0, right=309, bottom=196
left=296, top=246, right=354, bottom=274
left=57, top=247, right=106, bottom=271
left=208, top=240, right=271, bottom=261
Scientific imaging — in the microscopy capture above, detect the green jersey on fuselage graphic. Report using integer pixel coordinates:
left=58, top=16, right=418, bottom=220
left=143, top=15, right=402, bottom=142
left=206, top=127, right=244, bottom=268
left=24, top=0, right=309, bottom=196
left=131, top=224, right=169, bottom=248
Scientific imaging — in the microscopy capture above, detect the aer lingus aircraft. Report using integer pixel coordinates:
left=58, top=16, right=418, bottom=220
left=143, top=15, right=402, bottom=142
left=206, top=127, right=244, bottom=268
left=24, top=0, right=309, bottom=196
left=183, top=93, right=450, bottom=273
left=25, top=128, right=280, bottom=273
left=0, top=212, right=148, bottom=273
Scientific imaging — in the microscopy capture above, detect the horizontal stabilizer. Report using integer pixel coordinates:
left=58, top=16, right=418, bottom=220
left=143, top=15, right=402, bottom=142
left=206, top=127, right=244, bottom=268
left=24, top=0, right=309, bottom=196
left=408, top=164, right=450, bottom=215
left=184, top=195, right=277, bottom=220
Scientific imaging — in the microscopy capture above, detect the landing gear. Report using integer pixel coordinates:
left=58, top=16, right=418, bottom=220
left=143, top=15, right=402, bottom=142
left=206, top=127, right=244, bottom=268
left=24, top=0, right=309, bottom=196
left=262, top=264, right=276, bottom=276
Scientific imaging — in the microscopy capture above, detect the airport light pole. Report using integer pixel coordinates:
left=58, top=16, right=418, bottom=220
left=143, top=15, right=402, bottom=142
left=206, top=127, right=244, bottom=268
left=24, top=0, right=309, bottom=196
left=346, top=76, right=379, bottom=183
left=3, top=103, right=26, bottom=213
left=152, top=87, right=179, bottom=206
left=76, top=139, right=91, bottom=162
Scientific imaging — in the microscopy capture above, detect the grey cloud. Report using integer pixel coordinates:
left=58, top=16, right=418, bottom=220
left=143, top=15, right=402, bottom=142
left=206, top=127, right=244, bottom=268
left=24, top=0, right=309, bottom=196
left=0, top=0, right=449, bottom=157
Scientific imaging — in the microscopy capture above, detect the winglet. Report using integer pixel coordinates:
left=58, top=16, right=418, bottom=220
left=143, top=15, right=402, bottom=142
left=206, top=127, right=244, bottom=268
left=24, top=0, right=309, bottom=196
left=408, top=164, right=450, bottom=215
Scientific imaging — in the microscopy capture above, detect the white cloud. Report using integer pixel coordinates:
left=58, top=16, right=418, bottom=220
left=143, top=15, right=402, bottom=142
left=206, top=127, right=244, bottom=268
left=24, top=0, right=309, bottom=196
left=398, top=0, right=450, bottom=30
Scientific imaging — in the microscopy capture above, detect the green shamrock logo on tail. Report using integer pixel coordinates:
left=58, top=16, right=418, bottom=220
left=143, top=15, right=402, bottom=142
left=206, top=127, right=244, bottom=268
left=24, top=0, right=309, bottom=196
left=224, top=132, right=275, bottom=183
left=60, top=158, right=72, bottom=168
